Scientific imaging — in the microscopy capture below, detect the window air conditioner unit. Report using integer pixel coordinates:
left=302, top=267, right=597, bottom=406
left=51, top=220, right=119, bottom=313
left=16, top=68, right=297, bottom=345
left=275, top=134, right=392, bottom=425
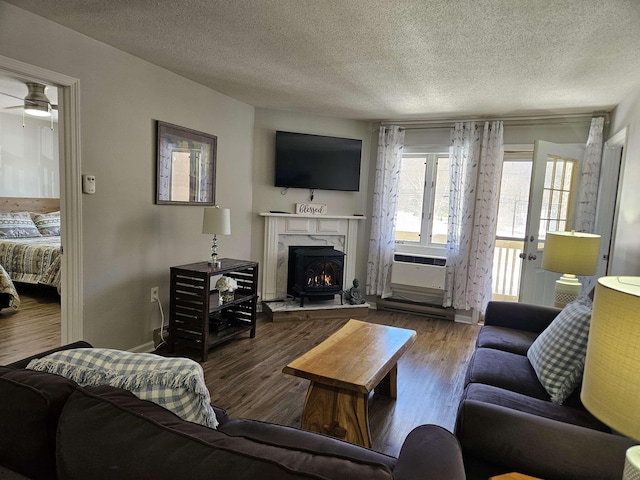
left=391, top=253, right=447, bottom=291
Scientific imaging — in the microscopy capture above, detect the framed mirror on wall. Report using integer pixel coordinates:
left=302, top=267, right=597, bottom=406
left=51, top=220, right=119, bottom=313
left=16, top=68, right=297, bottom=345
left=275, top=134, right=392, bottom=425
left=156, top=121, right=217, bottom=205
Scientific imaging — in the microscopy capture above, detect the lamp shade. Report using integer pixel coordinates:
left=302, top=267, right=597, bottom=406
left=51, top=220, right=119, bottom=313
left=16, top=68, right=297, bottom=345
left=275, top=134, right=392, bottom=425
left=624, top=445, right=640, bottom=480
left=542, top=231, right=600, bottom=276
left=202, top=207, right=231, bottom=235
left=581, top=276, right=640, bottom=441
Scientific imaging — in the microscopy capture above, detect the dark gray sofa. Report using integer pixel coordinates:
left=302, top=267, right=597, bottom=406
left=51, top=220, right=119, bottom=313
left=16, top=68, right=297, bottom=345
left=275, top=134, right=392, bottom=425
left=455, top=301, right=636, bottom=480
left=1, top=342, right=466, bottom=480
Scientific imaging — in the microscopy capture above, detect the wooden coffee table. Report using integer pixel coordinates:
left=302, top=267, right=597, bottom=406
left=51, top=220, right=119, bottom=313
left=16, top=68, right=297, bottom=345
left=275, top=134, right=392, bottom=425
left=283, top=319, right=417, bottom=447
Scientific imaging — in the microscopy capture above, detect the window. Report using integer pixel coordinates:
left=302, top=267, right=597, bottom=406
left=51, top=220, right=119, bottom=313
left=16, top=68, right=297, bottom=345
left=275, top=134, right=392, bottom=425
left=394, top=153, right=449, bottom=246
left=539, top=156, right=577, bottom=240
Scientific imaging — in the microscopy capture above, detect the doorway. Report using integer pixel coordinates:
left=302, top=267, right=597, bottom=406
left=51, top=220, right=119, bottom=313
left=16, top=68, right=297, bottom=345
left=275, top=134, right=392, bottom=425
left=492, top=141, right=585, bottom=306
left=0, top=75, right=62, bottom=352
left=0, top=55, right=83, bottom=346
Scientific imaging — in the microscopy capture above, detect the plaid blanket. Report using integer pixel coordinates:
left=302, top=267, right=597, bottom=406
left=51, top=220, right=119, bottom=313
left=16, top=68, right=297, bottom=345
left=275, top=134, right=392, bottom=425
left=27, top=348, right=218, bottom=428
left=0, top=263, right=19, bottom=310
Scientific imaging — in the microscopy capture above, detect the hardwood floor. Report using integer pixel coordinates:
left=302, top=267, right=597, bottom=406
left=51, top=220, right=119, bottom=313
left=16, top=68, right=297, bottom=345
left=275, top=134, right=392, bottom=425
left=0, top=285, right=61, bottom=365
left=198, top=310, right=480, bottom=457
left=0, top=296, right=480, bottom=458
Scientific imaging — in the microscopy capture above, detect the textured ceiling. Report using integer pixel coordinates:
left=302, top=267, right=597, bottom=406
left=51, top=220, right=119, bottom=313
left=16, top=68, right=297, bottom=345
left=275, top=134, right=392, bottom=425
left=4, top=0, right=640, bottom=121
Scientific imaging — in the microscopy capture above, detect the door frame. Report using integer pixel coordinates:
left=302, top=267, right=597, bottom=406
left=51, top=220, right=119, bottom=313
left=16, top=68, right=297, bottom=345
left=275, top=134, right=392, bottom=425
left=602, top=126, right=628, bottom=275
left=0, top=55, right=83, bottom=343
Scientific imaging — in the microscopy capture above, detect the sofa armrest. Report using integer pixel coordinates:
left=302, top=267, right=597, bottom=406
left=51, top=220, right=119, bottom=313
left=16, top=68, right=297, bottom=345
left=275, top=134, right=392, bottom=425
left=455, top=400, right=634, bottom=480
left=393, top=425, right=465, bottom=480
left=483, top=301, right=561, bottom=333
left=5, top=341, right=93, bottom=368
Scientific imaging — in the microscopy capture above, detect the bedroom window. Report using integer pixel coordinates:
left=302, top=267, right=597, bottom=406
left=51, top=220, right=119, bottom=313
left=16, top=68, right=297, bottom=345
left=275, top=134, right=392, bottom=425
left=394, top=153, right=449, bottom=246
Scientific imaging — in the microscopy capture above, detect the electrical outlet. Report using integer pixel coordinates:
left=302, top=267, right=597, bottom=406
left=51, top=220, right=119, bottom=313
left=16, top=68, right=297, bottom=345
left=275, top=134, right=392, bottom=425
left=150, top=287, right=159, bottom=303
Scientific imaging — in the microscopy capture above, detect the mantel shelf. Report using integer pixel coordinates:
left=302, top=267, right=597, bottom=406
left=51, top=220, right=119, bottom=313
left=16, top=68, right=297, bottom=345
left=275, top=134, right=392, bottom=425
left=260, top=212, right=366, bottom=220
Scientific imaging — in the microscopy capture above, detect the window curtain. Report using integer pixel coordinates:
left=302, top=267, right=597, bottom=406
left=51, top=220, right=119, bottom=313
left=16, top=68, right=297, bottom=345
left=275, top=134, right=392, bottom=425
left=444, top=121, right=504, bottom=313
left=366, top=125, right=405, bottom=298
left=574, top=116, right=605, bottom=233
left=575, top=116, right=605, bottom=294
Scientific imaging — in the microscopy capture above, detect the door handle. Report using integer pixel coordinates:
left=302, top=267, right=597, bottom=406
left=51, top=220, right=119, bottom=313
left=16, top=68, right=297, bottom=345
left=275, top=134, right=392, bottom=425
left=528, top=254, right=537, bottom=260
left=519, top=252, right=526, bottom=259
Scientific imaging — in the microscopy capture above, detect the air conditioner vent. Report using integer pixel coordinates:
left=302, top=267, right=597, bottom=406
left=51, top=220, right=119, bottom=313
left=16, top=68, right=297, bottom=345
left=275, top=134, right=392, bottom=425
left=393, top=254, right=446, bottom=266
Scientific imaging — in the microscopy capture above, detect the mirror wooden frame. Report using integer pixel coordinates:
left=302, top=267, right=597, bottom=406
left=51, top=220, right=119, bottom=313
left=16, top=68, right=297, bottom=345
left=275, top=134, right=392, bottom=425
left=156, top=121, right=217, bottom=205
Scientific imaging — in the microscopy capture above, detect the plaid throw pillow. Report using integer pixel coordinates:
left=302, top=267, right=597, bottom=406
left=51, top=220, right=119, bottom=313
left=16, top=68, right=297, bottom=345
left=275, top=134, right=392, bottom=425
left=527, top=296, right=593, bottom=404
left=27, top=348, right=218, bottom=429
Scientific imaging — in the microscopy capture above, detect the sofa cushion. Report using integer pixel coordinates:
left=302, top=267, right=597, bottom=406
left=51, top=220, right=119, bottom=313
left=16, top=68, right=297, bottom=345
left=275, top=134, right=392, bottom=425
left=527, top=296, right=592, bottom=404
left=56, top=386, right=395, bottom=480
left=475, top=325, right=539, bottom=355
left=220, top=417, right=396, bottom=470
left=27, top=348, right=218, bottom=428
left=465, top=348, right=550, bottom=400
left=0, top=367, right=78, bottom=480
left=461, top=383, right=609, bottom=432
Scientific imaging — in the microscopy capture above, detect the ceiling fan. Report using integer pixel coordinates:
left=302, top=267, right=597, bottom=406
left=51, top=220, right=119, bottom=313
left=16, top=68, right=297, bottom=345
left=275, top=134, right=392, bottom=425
left=0, top=82, right=58, bottom=117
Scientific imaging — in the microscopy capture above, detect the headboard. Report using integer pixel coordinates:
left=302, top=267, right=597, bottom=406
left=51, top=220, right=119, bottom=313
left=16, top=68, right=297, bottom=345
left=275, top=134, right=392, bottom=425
left=0, top=197, right=60, bottom=214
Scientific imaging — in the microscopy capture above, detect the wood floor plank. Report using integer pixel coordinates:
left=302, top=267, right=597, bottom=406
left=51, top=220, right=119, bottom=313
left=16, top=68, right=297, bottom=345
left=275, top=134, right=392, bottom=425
left=0, top=285, right=61, bottom=365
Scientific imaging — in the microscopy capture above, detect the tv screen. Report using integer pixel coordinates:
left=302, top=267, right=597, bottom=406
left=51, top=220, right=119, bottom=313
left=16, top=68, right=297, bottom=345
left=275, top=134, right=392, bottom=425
left=275, top=131, right=362, bottom=192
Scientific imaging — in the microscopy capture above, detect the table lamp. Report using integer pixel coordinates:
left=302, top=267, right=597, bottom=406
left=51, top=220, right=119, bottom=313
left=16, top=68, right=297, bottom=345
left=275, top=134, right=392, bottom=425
left=202, top=206, right=230, bottom=267
left=541, top=231, right=600, bottom=307
left=581, top=276, right=640, bottom=480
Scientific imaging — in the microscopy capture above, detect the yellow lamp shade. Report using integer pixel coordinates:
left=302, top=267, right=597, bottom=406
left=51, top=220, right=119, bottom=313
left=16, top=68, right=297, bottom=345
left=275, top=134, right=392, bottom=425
left=542, top=231, right=600, bottom=276
left=581, top=276, right=640, bottom=441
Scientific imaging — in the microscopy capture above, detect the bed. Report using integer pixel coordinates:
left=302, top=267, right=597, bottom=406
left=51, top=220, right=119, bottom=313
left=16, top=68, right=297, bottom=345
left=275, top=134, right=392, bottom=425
left=0, top=197, right=61, bottom=310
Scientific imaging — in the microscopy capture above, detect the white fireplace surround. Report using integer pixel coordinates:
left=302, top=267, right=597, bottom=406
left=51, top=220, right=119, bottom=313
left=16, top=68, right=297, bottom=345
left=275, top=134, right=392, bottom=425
left=260, top=213, right=365, bottom=301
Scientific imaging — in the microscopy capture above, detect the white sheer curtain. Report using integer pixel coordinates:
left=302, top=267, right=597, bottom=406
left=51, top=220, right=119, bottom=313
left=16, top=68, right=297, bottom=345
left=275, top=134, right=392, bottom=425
left=575, top=116, right=605, bottom=294
left=366, top=125, right=405, bottom=298
left=444, top=121, right=504, bottom=313
left=574, top=116, right=605, bottom=233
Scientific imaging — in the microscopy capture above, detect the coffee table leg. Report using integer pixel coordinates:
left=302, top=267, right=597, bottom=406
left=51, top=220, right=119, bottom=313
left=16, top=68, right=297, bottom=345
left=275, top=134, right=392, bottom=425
left=376, top=364, right=398, bottom=398
left=301, top=382, right=372, bottom=448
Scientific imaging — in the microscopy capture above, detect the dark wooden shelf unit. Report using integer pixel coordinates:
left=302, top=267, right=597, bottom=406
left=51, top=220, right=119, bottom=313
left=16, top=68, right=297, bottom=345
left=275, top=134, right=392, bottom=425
left=168, top=258, right=258, bottom=361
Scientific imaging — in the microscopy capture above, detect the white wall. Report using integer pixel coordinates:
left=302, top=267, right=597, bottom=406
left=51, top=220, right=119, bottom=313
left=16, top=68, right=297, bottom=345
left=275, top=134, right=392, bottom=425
left=608, top=83, right=640, bottom=275
left=0, top=112, right=59, bottom=198
left=251, top=108, right=372, bottom=285
left=0, top=2, right=255, bottom=350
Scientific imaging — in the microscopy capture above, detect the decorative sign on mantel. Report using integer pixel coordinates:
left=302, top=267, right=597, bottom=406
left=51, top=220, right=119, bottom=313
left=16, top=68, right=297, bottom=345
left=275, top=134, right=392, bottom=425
left=296, top=203, right=327, bottom=215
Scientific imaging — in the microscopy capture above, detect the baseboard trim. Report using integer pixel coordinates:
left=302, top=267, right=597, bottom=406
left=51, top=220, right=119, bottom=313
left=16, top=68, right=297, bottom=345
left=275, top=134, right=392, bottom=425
left=375, top=297, right=455, bottom=321
left=129, top=341, right=155, bottom=353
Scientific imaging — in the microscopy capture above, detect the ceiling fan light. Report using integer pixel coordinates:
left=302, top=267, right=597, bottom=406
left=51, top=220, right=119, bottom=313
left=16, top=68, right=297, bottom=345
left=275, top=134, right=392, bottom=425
left=24, top=102, right=51, bottom=117
left=24, top=82, right=52, bottom=117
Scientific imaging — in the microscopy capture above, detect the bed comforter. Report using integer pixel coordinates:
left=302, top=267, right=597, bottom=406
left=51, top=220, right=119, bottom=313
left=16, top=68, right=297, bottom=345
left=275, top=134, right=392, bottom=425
left=0, top=263, right=20, bottom=310
left=0, top=236, right=61, bottom=292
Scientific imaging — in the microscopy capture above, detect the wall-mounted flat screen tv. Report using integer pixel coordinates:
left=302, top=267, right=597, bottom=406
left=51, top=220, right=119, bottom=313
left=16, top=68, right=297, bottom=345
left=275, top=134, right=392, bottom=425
left=274, top=131, right=362, bottom=192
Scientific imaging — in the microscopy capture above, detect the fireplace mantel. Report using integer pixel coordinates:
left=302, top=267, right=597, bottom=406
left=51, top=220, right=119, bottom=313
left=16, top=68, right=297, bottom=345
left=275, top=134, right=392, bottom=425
left=260, top=213, right=366, bottom=302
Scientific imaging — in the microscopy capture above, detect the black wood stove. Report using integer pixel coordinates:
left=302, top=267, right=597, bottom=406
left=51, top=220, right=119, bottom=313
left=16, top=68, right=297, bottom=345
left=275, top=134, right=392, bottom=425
left=287, top=246, right=346, bottom=307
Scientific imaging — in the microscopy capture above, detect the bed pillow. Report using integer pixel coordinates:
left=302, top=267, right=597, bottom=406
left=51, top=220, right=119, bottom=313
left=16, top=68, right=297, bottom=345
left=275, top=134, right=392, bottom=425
left=0, top=211, right=41, bottom=238
left=26, top=348, right=218, bottom=429
left=527, top=296, right=593, bottom=404
left=31, top=211, right=61, bottom=236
